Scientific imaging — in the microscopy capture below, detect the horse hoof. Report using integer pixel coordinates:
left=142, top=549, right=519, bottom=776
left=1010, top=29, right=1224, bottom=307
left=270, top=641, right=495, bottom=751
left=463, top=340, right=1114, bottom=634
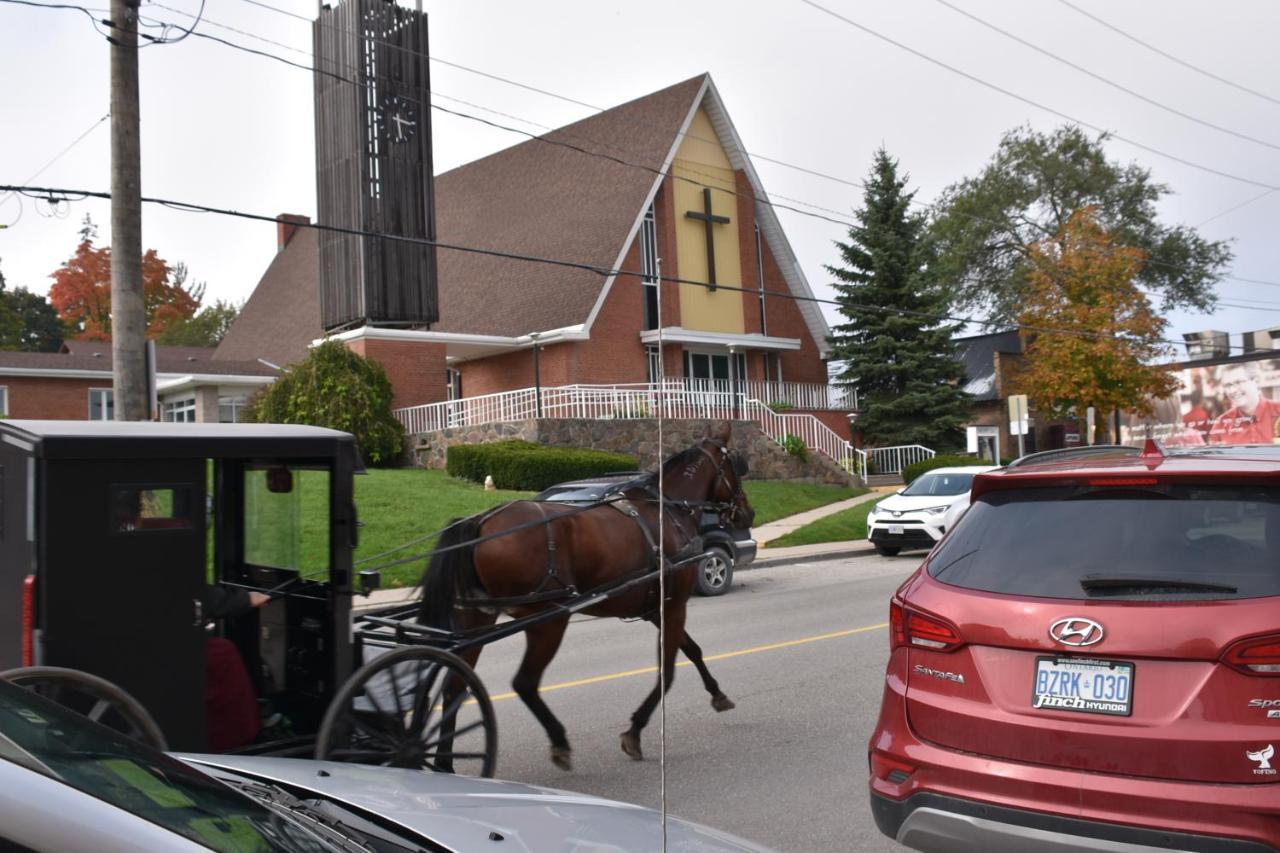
left=550, top=746, right=573, bottom=771
left=620, top=731, right=643, bottom=761
left=711, top=693, right=736, bottom=713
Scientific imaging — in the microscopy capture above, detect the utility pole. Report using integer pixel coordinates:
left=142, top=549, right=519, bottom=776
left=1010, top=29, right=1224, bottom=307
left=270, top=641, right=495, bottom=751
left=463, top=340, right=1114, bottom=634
left=110, top=0, right=148, bottom=420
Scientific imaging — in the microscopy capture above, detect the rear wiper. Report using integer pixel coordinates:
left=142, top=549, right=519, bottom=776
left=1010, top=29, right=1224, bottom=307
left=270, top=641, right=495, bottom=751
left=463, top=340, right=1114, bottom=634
left=1079, top=575, right=1237, bottom=595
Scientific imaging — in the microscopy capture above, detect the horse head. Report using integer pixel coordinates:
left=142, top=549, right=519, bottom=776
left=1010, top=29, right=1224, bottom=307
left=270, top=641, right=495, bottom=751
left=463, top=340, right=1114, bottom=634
left=663, top=423, right=755, bottom=530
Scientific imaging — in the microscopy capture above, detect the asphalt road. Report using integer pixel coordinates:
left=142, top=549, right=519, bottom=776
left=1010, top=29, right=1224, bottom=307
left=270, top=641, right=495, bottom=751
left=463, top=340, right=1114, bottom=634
left=466, top=552, right=919, bottom=853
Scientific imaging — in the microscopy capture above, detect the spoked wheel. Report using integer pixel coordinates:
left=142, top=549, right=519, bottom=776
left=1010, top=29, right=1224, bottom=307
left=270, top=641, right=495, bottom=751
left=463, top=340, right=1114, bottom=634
left=0, top=666, right=168, bottom=751
left=315, top=647, right=497, bottom=778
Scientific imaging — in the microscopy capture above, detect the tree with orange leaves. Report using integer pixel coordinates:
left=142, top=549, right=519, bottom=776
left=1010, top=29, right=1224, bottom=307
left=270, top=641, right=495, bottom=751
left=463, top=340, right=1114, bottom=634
left=1014, top=207, right=1178, bottom=430
left=48, top=220, right=202, bottom=340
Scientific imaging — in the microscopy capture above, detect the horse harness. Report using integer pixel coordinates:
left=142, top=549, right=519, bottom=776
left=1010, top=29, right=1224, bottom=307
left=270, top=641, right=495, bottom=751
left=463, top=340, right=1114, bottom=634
left=456, top=484, right=704, bottom=613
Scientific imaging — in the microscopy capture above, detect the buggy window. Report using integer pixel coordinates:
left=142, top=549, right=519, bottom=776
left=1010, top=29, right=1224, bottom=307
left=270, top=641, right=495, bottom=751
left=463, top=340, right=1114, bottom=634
left=111, top=486, right=196, bottom=533
left=929, top=484, right=1280, bottom=600
left=243, top=466, right=330, bottom=573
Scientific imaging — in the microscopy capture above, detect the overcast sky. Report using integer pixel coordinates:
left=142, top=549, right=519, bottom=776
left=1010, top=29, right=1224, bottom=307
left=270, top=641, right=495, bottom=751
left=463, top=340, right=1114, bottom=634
left=2, top=0, right=1278, bottom=358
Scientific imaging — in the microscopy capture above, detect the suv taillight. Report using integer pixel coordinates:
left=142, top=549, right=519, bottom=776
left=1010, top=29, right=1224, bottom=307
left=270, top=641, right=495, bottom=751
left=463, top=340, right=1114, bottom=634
left=1223, top=633, right=1280, bottom=676
left=890, top=598, right=963, bottom=653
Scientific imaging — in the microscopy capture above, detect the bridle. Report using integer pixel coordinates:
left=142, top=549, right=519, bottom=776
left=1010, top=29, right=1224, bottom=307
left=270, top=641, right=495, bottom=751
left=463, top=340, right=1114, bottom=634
left=694, top=440, right=751, bottom=528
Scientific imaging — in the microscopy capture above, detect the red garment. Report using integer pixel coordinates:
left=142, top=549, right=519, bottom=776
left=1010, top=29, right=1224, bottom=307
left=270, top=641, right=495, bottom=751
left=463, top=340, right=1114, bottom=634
left=1208, top=398, right=1280, bottom=445
left=205, top=637, right=260, bottom=752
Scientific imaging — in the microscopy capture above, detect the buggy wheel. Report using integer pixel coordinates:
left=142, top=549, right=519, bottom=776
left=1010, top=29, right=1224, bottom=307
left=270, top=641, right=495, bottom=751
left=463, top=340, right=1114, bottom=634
left=316, top=647, right=496, bottom=778
left=0, top=666, right=168, bottom=751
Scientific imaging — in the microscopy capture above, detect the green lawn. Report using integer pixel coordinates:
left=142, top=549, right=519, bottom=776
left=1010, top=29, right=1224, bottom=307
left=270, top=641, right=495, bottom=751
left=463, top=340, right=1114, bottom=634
left=355, top=473, right=866, bottom=586
left=766, top=496, right=887, bottom=548
left=742, top=481, right=868, bottom=526
left=354, top=469, right=534, bottom=587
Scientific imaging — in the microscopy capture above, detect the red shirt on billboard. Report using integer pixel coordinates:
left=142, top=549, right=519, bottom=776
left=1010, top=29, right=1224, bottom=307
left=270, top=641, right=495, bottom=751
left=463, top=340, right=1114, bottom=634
left=1207, top=361, right=1280, bottom=445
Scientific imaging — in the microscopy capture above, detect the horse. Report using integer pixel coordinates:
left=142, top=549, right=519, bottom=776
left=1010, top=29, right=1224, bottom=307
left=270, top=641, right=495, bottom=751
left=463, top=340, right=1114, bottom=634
left=418, top=424, right=755, bottom=771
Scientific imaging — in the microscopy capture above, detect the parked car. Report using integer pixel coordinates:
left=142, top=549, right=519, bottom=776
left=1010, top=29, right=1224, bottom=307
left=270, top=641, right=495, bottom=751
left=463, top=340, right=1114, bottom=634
left=869, top=442, right=1280, bottom=852
left=866, top=466, right=998, bottom=556
left=534, top=473, right=756, bottom=596
left=0, top=678, right=773, bottom=852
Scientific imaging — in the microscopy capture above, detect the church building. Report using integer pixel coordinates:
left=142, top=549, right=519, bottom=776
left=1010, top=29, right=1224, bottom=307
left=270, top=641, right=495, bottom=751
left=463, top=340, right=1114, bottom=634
left=213, top=74, right=849, bottom=440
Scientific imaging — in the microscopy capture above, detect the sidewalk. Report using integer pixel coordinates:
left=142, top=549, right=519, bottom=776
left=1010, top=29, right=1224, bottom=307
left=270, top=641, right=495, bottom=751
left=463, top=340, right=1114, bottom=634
left=356, top=491, right=888, bottom=610
left=752, top=489, right=887, bottom=546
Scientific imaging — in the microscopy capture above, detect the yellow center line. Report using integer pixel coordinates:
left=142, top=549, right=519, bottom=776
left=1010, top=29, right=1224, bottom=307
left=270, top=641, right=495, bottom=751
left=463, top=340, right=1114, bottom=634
left=487, top=622, right=888, bottom=703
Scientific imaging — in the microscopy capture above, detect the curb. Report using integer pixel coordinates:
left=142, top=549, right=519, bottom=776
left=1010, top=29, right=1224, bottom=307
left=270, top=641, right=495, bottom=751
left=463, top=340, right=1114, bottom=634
left=748, top=544, right=878, bottom=569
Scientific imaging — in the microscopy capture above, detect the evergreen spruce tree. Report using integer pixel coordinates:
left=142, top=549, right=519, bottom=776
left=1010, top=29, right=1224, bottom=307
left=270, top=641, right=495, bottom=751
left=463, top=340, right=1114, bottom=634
left=828, top=149, right=970, bottom=451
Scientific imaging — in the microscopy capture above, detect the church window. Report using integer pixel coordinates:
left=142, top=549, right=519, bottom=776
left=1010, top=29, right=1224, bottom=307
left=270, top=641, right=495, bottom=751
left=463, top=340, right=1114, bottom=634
left=641, top=204, right=659, bottom=330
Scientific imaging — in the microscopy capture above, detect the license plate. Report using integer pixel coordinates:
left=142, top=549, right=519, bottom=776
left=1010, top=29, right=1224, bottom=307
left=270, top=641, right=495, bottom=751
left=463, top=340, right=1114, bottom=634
left=887, top=525, right=904, bottom=535
left=1032, top=657, right=1134, bottom=716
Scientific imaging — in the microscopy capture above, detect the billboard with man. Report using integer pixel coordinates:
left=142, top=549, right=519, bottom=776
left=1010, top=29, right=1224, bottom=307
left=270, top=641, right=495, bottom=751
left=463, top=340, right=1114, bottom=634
left=1122, top=357, right=1280, bottom=447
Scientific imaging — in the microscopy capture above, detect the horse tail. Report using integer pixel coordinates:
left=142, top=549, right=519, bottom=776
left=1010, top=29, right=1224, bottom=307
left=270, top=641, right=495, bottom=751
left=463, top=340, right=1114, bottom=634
left=418, top=516, right=483, bottom=629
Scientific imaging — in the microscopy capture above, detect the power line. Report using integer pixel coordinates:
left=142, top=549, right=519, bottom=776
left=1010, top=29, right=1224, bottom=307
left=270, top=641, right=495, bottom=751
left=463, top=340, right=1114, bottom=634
left=795, top=0, right=1280, bottom=192
left=0, top=112, right=110, bottom=228
left=134, top=0, right=1280, bottom=290
left=1056, top=0, right=1280, bottom=109
left=1196, top=188, right=1278, bottom=228
left=932, top=0, right=1280, bottom=153
left=1, top=182, right=1257, bottom=354
left=11, top=0, right=1275, bottom=295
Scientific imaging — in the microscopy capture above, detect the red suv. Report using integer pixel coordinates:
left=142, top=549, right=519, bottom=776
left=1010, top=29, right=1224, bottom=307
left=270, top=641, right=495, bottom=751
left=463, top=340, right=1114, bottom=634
left=869, top=444, right=1280, bottom=852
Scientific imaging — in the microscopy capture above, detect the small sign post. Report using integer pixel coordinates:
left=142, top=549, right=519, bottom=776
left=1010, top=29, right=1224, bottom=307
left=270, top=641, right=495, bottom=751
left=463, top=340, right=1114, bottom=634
left=1008, top=394, right=1028, bottom=458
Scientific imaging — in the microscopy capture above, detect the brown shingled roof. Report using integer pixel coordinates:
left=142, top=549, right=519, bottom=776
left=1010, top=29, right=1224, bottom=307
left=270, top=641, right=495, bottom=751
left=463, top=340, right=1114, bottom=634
left=216, top=75, right=706, bottom=362
left=0, top=347, right=276, bottom=376
left=214, top=225, right=321, bottom=365
left=432, top=74, right=704, bottom=336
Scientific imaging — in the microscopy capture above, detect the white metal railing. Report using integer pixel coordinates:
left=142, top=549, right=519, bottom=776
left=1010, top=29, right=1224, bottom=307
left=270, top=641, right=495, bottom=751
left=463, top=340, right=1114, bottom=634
left=393, top=383, right=920, bottom=483
left=865, top=444, right=936, bottom=476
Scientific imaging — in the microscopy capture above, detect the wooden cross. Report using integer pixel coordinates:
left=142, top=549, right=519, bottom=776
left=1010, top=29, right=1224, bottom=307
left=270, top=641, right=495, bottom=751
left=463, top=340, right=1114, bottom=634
left=685, top=187, right=731, bottom=291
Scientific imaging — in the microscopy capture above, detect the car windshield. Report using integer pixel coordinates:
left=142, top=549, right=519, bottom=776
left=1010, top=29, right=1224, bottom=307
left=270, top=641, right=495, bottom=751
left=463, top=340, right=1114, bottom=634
left=0, top=682, right=334, bottom=852
left=929, top=484, right=1280, bottom=600
left=900, top=472, right=976, bottom=497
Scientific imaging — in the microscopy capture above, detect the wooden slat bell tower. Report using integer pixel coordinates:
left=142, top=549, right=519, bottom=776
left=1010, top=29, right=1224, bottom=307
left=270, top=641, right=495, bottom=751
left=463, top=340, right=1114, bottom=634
left=313, top=0, right=438, bottom=331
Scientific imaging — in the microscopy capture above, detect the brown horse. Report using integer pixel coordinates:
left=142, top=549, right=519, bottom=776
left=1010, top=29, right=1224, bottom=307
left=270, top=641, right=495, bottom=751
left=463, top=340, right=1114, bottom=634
left=418, top=425, right=755, bottom=770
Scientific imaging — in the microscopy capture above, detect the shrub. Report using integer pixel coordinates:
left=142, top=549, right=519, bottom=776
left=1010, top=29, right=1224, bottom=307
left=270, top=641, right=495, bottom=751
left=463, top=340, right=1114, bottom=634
left=902, top=453, right=987, bottom=486
left=244, top=340, right=405, bottom=466
left=446, top=441, right=636, bottom=491
left=781, top=433, right=808, bottom=461
left=767, top=401, right=794, bottom=413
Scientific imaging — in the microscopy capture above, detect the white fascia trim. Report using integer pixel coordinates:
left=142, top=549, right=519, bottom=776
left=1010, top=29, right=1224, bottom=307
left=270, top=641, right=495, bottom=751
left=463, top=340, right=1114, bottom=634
left=699, top=78, right=833, bottom=360
left=155, top=374, right=278, bottom=395
left=639, top=327, right=800, bottom=351
left=0, top=366, right=114, bottom=380
left=317, top=325, right=588, bottom=349
left=581, top=75, right=713, bottom=336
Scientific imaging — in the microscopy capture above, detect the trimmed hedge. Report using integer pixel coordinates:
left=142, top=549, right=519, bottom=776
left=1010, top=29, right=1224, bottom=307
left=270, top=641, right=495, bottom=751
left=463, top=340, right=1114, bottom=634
left=902, top=453, right=990, bottom=486
left=446, top=441, right=637, bottom=491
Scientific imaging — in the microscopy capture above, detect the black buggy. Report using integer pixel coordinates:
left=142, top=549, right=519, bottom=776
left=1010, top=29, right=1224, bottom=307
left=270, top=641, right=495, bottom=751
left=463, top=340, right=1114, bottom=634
left=0, top=420, right=743, bottom=778
left=0, top=420, right=503, bottom=774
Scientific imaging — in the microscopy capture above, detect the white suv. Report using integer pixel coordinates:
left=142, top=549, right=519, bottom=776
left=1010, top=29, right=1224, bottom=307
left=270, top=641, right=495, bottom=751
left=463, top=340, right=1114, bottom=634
left=866, top=465, right=997, bottom=556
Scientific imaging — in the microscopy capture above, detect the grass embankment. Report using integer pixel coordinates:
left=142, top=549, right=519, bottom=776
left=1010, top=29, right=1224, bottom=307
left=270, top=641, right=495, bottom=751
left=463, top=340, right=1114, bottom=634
left=766, top=496, right=886, bottom=548
left=356, top=470, right=533, bottom=586
left=341, top=473, right=863, bottom=587
left=742, top=481, right=867, bottom=526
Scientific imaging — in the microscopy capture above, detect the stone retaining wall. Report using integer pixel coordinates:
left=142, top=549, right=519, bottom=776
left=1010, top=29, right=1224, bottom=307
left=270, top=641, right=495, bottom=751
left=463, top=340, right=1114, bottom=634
left=412, top=418, right=855, bottom=485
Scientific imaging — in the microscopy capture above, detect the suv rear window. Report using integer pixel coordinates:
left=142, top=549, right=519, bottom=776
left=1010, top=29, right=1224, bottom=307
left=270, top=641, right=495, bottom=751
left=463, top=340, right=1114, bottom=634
left=929, top=484, right=1280, bottom=600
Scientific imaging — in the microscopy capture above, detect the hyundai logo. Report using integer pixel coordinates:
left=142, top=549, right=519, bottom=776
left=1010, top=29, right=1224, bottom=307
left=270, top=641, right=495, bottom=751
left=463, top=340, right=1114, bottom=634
left=1048, top=617, right=1105, bottom=647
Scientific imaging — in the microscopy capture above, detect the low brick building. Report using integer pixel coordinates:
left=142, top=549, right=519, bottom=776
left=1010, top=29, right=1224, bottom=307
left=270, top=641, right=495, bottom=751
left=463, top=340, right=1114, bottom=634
left=0, top=341, right=276, bottom=422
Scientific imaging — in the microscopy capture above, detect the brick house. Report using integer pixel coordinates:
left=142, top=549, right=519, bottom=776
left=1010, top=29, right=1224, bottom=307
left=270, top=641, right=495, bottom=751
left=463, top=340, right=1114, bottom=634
left=215, top=74, right=851, bottom=441
left=0, top=340, right=276, bottom=422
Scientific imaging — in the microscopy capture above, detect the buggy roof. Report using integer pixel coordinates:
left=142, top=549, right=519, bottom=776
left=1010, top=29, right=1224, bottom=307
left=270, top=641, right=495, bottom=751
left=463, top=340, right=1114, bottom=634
left=0, top=420, right=358, bottom=462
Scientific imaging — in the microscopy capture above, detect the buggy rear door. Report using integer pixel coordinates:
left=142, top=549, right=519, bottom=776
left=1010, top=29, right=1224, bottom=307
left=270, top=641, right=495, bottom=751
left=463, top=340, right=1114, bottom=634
left=40, top=458, right=207, bottom=750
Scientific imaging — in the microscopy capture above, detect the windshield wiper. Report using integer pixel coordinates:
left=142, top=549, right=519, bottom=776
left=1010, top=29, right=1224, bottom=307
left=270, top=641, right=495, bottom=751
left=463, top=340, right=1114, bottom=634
left=225, top=779, right=376, bottom=853
left=1079, top=575, right=1237, bottom=595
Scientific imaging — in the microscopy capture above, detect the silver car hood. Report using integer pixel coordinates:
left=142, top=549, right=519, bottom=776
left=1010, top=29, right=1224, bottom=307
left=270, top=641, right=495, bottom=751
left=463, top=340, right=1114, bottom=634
left=179, top=754, right=774, bottom=853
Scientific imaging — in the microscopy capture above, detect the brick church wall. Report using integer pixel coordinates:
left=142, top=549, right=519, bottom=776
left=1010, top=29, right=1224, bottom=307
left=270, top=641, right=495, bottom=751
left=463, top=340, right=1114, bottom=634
left=344, top=338, right=447, bottom=410
left=0, top=376, right=115, bottom=420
